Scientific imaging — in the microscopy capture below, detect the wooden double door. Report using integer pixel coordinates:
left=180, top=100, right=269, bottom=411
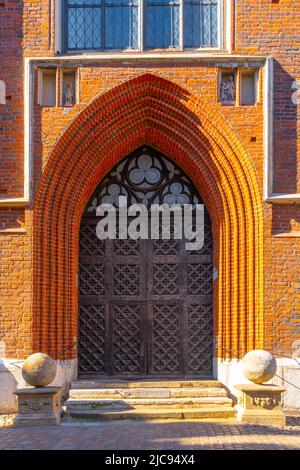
left=78, top=146, right=213, bottom=377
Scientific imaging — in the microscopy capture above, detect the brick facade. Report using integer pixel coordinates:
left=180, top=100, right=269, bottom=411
left=0, top=1, right=299, bottom=366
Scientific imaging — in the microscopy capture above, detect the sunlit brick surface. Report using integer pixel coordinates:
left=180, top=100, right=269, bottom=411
left=0, top=1, right=299, bottom=360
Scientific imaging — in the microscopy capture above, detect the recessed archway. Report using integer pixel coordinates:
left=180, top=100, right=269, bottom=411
left=33, top=73, right=264, bottom=362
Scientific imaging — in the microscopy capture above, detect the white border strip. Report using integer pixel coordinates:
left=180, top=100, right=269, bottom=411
left=224, top=0, right=229, bottom=52
left=23, top=57, right=32, bottom=203
left=55, top=0, right=62, bottom=54
left=264, top=56, right=273, bottom=200
left=23, top=53, right=267, bottom=62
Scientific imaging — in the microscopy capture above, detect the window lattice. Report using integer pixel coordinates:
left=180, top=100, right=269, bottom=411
left=184, top=0, right=218, bottom=48
left=65, top=0, right=138, bottom=51
left=64, top=0, right=220, bottom=51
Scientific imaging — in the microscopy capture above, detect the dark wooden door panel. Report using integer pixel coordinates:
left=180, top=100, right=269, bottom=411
left=148, top=301, right=184, bottom=376
left=110, top=302, right=146, bottom=376
left=78, top=303, right=109, bottom=374
left=186, top=303, right=213, bottom=375
left=78, top=146, right=213, bottom=377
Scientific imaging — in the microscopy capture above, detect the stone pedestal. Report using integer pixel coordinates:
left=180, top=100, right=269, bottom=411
left=14, top=387, right=62, bottom=426
left=235, top=384, right=286, bottom=426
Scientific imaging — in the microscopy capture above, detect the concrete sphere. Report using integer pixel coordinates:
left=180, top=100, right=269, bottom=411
left=242, top=350, right=277, bottom=384
left=22, top=353, right=57, bottom=387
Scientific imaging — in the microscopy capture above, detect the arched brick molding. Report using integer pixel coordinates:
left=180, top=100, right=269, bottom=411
left=33, top=73, right=264, bottom=360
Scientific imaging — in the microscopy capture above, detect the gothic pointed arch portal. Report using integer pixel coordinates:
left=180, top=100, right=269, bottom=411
left=79, top=145, right=213, bottom=377
left=33, top=73, right=264, bottom=366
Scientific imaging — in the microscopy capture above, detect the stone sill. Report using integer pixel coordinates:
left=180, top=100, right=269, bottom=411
left=266, top=194, right=300, bottom=205
left=29, top=53, right=267, bottom=64
left=0, top=228, right=26, bottom=234
left=0, top=199, right=29, bottom=208
left=235, top=383, right=286, bottom=393
left=273, top=232, right=300, bottom=238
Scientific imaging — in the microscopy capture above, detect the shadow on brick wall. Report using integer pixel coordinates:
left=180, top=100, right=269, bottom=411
left=272, top=60, right=298, bottom=194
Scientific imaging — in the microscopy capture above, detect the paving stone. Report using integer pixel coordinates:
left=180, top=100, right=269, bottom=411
left=0, top=420, right=300, bottom=450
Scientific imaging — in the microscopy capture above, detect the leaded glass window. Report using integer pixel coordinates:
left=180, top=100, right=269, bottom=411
left=145, top=0, right=180, bottom=49
left=63, top=0, right=220, bottom=51
left=65, top=0, right=138, bottom=51
left=184, top=0, right=218, bottom=48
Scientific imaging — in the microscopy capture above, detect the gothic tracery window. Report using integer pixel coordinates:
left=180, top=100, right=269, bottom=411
left=85, top=147, right=201, bottom=213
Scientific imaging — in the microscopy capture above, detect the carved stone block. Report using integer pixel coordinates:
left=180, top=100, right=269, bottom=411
left=235, top=384, right=286, bottom=426
left=219, top=71, right=236, bottom=104
left=14, top=387, right=62, bottom=426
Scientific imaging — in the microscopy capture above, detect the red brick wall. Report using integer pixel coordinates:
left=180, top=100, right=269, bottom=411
left=234, top=1, right=300, bottom=355
left=0, top=0, right=299, bottom=360
left=0, top=0, right=23, bottom=198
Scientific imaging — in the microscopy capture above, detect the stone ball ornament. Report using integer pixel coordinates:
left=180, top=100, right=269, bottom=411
left=242, top=350, right=277, bottom=384
left=22, top=353, right=57, bottom=387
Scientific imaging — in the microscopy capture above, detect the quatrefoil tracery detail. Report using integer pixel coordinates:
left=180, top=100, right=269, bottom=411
left=85, top=147, right=201, bottom=212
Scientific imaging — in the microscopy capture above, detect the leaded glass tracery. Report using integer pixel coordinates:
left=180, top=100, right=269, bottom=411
left=63, top=0, right=220, bottom=51
left=145, top=0, right=180, bottom=49
left=85, top=146, right=201, bottom=214
left=65, top=0, right=139, bottom=51
left=184, top=0, right=218, bottom=48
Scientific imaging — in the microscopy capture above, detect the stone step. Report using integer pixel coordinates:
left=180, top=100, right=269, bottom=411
left=67, top=379, right=236, bottom=422
left=65, top=407, right=236, bottom=421
left=66, top=396, right=233, bottom=411
left=72, top=379, right=222, bottom=390
left=69, top=387, right=228, bottom=399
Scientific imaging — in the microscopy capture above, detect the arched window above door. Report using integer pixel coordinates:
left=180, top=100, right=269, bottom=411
left=85, top=147, right=202, bottom=213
